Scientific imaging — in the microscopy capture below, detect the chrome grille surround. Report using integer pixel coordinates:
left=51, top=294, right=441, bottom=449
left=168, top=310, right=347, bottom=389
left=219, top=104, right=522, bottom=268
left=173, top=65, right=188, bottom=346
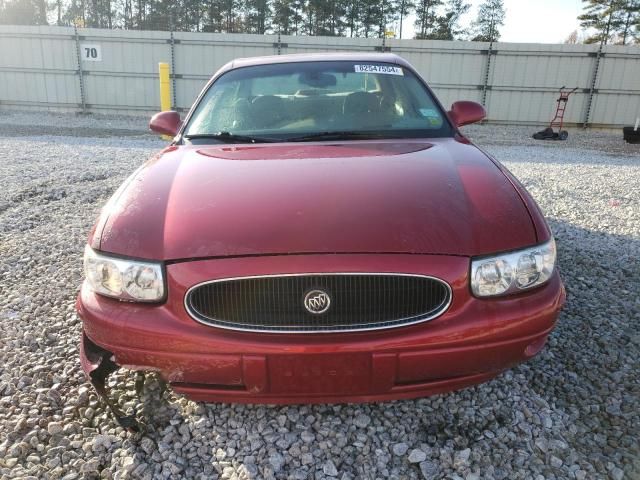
left=184, top=273, right=452, bottom=333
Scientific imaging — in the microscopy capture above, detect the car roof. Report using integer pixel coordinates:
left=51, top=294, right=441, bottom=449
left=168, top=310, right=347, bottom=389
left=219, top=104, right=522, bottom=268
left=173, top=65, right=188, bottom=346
left=225, top=52, right=411, bottom=71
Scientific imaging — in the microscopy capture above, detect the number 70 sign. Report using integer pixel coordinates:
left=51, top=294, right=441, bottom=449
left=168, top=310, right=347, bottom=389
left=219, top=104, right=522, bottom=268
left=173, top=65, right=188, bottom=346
left=80, top=44, right=102, bottom=62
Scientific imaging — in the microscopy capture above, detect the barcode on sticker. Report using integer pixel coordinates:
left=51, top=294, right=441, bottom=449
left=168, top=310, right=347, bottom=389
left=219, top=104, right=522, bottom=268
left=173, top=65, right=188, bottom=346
left=354, top=65, right=403, bottom=75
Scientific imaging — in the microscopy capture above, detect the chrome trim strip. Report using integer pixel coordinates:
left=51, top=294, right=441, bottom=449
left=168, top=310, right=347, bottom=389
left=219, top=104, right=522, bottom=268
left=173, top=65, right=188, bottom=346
left=184, top=272, right=453, bottom=334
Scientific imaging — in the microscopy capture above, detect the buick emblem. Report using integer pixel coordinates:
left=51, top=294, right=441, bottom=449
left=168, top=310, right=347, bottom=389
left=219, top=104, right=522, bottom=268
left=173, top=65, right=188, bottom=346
left=304, top=289, right=331, bottom=314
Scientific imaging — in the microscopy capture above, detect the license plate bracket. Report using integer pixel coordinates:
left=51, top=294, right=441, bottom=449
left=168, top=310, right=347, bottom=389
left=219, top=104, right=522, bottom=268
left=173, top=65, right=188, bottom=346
left=269, top=353, right=371, bottom=394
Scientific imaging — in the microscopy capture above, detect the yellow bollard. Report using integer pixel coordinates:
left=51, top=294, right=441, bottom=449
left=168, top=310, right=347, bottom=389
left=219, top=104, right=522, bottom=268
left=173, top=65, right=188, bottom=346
left=158, top=62, right=172, bottom=140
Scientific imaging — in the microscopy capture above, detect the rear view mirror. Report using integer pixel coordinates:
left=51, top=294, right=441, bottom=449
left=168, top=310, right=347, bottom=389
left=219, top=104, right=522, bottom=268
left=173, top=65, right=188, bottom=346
left=298, top=72, right=337, bottom=88
left=448, top=101, right=486, bottom=127
left=149, top=111, right=181, bottom=137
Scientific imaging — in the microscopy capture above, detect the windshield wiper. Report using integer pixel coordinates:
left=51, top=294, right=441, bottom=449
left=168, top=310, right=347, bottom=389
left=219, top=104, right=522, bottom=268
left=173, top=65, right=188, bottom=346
left=183, top=132, right=278, bottom=143
left=285, top=131, right=391, bottom=142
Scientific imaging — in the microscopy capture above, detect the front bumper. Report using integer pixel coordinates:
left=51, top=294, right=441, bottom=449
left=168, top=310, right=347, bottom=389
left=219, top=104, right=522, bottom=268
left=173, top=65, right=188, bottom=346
left=77, top=254, right=565, bottom=404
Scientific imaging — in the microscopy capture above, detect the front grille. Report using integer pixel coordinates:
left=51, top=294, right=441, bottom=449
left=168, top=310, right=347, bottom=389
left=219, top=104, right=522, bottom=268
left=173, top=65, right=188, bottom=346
left=185, top=274, right=451, bottom=333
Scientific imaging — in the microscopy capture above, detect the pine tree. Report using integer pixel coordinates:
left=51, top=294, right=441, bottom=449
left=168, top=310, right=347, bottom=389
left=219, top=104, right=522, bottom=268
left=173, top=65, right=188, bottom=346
left=303, top=0, right=320, bottom=34
left=0, top=0, right=44, bottom=25
left=379, top=0, right=397, bottom=37
left=272, top=0, right=293, bottom=33
left=244, top=0, right=270, bottom=33
left=141, top=0, right=177, bottom=30
left=414, top=0, right=442, bottom=39
left=176, top=0, right=202, bottom=31
left=615, top=0, right=639, bottom=44
left=344, top=0, right=361, bottom=36
left=359, top=0, right=383, bottom=37
left=290, top=0, right=303, bottom=33
left=471, top=0, right=504, bottom=42
left=432, top=0, right=469, bottom=40
left=393, top=0, right=415, bottom=38
left=53, top=0, right=63, bottom=24
left=579, top=0, right=619, bottom=45
left=86, top=0, right=115, bottom=28
left=202, top=0, right=223, bottom=31
left=61, top=0, right=84, bottom=26
left=222, top=0, right=240, bottom=32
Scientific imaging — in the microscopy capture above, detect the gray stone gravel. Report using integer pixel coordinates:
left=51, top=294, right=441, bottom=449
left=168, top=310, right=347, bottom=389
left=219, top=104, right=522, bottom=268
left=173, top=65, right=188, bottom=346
left=0, top=112, right=639, bottom=479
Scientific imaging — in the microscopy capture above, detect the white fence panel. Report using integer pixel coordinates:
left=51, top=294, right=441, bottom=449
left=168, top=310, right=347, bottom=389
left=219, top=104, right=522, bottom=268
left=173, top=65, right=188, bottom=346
left=0, top=26, right=79, bottom=108
left=173, top=32, right=279, bottom=109
left=76, top=29, right=171, bottom=112
left=389, top=39, right=486, bottom=108
left=592, top=45, right=640, bottom=126
left=1, top=25, right=639, bottom=127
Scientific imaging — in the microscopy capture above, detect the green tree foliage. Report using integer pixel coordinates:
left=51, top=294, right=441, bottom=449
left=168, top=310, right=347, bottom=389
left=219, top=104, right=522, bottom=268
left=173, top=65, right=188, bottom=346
left=414, top=0, right=441, bottom=39
left=0, top=0, right=48, bottom=24
left=579, top=0, right=618, bottom=44
left=302, top=0, right=346, bottom=35
left=244, top=0, right=270, bottom=33
left=431, top=0, right=470, bottom=40
left=0, top=0, right=455, bottom=37
left=578, top=0, right=640, bottom=45
left=359, top=0, right=381, bottom=37
left=343, top=0, right=360, bottom=36
left=471, top=0, right=504, bottom=42
left=613, top=0, right=639, bottom=44
left=271, top=0, right=293, bottom=33
left=393, top=0, right=415, bottom=39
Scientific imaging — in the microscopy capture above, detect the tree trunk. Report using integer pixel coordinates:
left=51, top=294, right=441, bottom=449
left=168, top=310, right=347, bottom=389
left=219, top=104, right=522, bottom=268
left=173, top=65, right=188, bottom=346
left=399, top=0, right=404, bottom=39
left=621, top=9, right=632, bottom=45
left=423, top=4, right=430, bottom=38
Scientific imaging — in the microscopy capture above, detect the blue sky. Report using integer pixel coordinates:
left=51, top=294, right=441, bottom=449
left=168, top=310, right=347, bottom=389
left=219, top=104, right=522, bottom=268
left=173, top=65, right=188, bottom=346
left=401, top=0, right=584, bottom=43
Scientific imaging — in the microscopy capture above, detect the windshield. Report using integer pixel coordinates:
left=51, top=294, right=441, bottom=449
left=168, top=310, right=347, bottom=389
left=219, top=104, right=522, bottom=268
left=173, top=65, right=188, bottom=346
left=184, top=61, right=452, bottom=142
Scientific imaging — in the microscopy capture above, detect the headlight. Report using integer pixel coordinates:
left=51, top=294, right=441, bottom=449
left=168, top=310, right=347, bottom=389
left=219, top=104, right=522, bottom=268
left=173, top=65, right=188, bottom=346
left=83, top=246, right=165, bottom=302
left=471, top=239, right=556, bottom=297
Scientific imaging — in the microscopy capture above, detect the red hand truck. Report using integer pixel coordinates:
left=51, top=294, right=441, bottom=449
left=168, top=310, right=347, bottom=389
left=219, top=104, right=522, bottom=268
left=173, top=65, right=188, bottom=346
left=533, top=86, right=579, bottom=141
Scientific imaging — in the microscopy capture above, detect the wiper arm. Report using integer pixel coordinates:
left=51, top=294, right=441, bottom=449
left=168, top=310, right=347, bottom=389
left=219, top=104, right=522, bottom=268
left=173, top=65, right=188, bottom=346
left=286, top=131, right=390, bottom=142
left=183, top=132, right=278, bottom=143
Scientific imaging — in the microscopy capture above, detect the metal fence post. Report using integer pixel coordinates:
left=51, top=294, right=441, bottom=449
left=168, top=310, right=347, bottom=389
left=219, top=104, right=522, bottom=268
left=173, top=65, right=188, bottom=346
left=273, top=32, right=289, bottom=55
left=481, top=40, right=494, bottom=108
left=169, top=23, right=177, bottom=110
left=374, top=33, right=390, bottom=52
left=583, top=43, right=604, bottom=128
left=73, top=25, right=87, bottom=113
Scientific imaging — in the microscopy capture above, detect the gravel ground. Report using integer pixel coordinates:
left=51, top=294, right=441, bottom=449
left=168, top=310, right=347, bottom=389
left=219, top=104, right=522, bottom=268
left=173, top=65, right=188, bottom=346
left=0, top=111, right=638, bottom=480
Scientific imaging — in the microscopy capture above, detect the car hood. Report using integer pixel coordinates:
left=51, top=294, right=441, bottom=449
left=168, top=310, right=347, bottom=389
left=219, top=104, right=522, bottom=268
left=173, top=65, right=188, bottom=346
left=94, top=139, right=537, bottom=260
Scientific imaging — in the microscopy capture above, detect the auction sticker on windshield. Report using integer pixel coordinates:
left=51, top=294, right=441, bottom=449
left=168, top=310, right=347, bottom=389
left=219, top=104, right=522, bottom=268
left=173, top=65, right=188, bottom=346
left=354, top=65, right=403, bottom=75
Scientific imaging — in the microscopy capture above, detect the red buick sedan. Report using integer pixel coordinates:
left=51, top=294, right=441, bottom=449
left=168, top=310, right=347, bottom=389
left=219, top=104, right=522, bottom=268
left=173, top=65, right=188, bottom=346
left=77, top=53, right=565, bottom=429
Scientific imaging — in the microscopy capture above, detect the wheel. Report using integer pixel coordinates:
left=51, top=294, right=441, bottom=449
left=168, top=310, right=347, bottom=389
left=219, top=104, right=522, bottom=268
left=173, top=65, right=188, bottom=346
left=623, top=126, right=640, bottom=144
left=558, top=130, right=568, bottom=140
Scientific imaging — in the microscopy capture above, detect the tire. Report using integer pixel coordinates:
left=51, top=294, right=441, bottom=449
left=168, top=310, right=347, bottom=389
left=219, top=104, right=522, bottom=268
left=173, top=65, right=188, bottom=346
left=623, top=126, right=640, bottom=144
left=559, top=130, right=568, bottom=140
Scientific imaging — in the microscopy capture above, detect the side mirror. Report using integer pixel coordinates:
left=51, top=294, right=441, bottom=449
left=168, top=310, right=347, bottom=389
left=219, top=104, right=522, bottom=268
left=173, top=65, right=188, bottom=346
left=448, top=101, right=486, bottom=127
left=149, top=111, right=181, bottom=137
